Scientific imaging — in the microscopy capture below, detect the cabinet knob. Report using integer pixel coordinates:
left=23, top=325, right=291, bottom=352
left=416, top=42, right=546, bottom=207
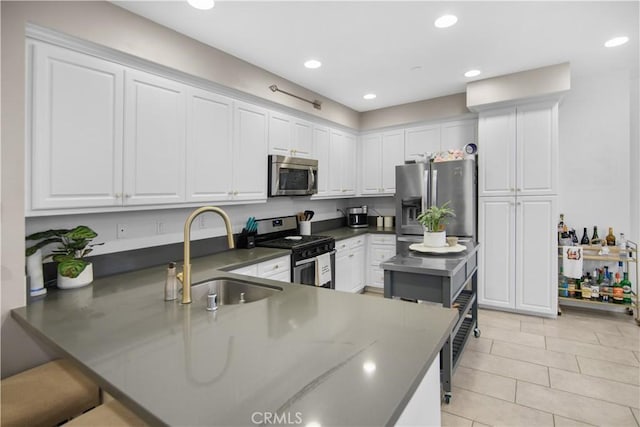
left=510, top=188, right=515, bottom=192
left=115, top=193, right=122, bottom=199
left=228, top=191, right=233, bottom=195
left=349, top=254, right=354, bottom=258
left=124, top=194, right=131, bottom=198
left=274, top=265, right=279, bottom=269
left=233, top=191, right=238, bottom=195
left=517, top=188, right=522, bottom=192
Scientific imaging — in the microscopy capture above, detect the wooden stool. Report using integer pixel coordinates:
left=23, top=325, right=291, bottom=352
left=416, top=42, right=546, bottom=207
left=1, top=359, right=100, bottom=427
left=66, top=400, right=148, bottom=426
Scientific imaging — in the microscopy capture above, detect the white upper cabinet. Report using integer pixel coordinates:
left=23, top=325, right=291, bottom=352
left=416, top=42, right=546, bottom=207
left=405, top=124, right=440, bottom=162
left=441, top=119, right=478, bottom=151
left=478, top=108, right=516, bottom=196
left=516, top=102, right=558, bottom=196
left=479, top=102, right=558, bottom=197
left=186, top=88, right=234, bottom=202
left=405, top=119, right=478, bottom=162
left=233, top=101, right=268, bottom=201
left=123, top=69, right=187, bottom=205
left=329, top=130, right=356, bottom=196
left=268, top=111, right=314, bottom=158
left=30, top=42, right=124, bottom=210
left=313, top=125, right=331, bottom=197
left=361, top=130, right=405, bottom=195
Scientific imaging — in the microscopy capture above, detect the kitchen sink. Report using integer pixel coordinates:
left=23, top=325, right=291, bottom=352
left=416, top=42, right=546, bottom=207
left=190, top=278, right=282, bottom=306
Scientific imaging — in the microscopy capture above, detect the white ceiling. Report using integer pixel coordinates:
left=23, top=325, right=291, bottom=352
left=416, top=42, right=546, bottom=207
left=113, top=1, right=638, bottom=112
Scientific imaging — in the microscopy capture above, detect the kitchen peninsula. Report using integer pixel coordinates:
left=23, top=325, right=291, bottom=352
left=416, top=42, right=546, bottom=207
left=12, top=249, right=457, bottom=426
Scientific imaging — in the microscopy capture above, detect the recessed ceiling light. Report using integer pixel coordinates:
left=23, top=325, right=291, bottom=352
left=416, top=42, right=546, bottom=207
left=464, top=69, right=481, bottom=78
left=187, top=0, right=214, bottom=10
left=363, top=93, right=377, bottom=100
left=434, top=14, right=458, bottom=28
left=304, top=59, right=322, bottom=69
left=604, top=36, right=629, bottom=48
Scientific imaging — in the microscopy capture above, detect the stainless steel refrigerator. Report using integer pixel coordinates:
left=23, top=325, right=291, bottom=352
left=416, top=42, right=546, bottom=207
left=395, top=159, right=477, bottom=248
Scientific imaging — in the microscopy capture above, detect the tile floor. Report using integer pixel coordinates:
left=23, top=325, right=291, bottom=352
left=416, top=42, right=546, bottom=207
left=442, top=306, right=640, bottom=427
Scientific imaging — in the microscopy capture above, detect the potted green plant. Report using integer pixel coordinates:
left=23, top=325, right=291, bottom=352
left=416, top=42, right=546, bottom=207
left=26, top=226, right=102, bottom=289
left=417, top=201, right=456, bottom=247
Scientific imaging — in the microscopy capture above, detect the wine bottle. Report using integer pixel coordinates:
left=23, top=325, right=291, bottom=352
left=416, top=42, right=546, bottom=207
left=580, top=227, right=590, bottom=245
left=606, top=227, right=616, bottom=246
left=621, top=271, right=632, bottom=305
left=600, top=267, right=610, bottom=302
left=613, top=272, right=624, bottom=303
left=591, top=226, right=601, bottom=245
left=570, top=229, right=578, bottom=244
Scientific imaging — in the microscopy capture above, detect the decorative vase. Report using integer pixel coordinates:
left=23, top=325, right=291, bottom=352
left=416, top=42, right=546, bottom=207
left=57, top=262, right=93, bottom=289
left=423, top=231, right=446, bottom=248
left=26, top=249, right=47, bottom=297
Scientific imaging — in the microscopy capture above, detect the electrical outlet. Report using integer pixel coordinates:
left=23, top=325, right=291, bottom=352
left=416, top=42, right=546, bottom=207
left=156, top=221, right=165, bottom=235
left=116, top=223, right=128, bottom=239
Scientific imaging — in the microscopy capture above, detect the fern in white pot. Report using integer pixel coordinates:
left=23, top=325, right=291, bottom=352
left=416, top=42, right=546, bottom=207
left=416, top=202, right=456, bottom=247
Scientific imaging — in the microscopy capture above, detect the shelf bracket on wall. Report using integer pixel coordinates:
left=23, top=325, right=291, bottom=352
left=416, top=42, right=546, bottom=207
left=269, top=85, right=322, bottom=110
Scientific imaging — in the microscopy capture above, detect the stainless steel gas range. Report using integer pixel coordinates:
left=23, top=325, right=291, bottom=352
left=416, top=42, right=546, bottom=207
left=254, top=216, right=336, bottom=289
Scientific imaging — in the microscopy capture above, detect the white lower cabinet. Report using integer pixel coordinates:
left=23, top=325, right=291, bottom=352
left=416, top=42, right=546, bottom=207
left=229, top=255, right=291, bottom=283
left=335, top=236, right=365, bottom=293
left=478, top=196, right=557, bottom=316
left=367, top=234, right=396, bottom=288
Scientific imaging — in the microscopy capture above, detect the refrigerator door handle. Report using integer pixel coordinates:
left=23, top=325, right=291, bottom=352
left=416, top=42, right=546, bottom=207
left=431, top=169, right=438, bottom=206
left=422, top=169, right=429, bottom=214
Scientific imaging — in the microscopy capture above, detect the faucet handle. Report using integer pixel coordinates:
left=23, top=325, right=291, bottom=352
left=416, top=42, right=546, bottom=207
left=207, top=293, right=218, bottom=311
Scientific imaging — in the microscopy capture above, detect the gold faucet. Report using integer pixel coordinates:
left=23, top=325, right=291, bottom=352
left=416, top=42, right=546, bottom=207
left=176, top=206, right=235, bottom=304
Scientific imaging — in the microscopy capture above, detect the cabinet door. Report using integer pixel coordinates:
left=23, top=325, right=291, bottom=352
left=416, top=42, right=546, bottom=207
left=516, top=102, right=558, bottom=196
left=342, top=133, right=357, bottom=194
left=515, top=196, right=557, bottom=315
left=478, top=197, right=516, bottom=309
left=405, top=124, right=440, bottom=162
left=349, top=247, right=366, bottom=293
left=478, top=108, right=516, bottom=196
left=361, top=134, right=382, bottom=194
left=381, top=130, right=405, bottom=193
left=268, top=111, right=292, bottom=157
left=334, top=251, right=352, bottom=292
left=186, top=88, right=233, bottom=202
left=123, top=69, right=186, bottom=205
left=292, top=118, right=313, bottom=158
left=441, top=119, right=477, bottom=151
left=313, top=125, right=331, bottom=197
left=233, top=101, right=268, bottom=201
left=31, top=42, right=124, bottom=210
left=328, top=130, right=344, bottom=194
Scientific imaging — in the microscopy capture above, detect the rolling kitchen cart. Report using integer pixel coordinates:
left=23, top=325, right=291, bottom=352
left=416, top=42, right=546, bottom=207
left=557, top=241, right=638, bottom=325
left=381, top=242, right=480, bottom=404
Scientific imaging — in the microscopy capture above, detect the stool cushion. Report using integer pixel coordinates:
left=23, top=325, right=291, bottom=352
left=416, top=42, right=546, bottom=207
left=1, top=359, right=99, bottom=427
left=66, top=400, right=148, bottom=426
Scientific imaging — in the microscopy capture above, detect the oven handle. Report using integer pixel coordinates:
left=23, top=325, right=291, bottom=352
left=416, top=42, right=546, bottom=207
left=294, top=250, right=336, bottom=267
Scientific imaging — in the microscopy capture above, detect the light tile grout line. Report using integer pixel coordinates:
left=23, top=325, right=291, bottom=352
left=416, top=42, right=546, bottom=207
left=440, top=408, right=476, bottom=425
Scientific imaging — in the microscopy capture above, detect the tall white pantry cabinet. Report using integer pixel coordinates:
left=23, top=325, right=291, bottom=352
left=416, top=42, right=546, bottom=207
left=478, top=101, right=559, bottom=316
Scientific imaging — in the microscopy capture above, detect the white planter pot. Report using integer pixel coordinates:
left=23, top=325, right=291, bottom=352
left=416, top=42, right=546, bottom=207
left=57, top=263, right=93, bottom=289
left=26, top=249, right=47, bottom=296
left=423, top=231, right=447, bottom=248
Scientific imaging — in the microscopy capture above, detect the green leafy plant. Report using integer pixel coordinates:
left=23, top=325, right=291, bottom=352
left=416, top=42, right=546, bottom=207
left=25, top=226, right=102, bottom=278
left=417, top=201, right=456, bottom=232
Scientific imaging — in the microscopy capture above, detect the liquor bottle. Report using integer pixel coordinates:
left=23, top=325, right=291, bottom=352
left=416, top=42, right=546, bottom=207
left=580, top=227, right=590, bottom=245
left=570, top=229, right=579, bottom=245
left=612, top=272, right=624, bottom=303
left=557, top=214, right=565, bottom=235
left=591, top=226, right=601, bottom=245
left=618, top=233, right=627, bottom=259
left=621, top=271, right=632, bottom=305
left=600, top=268, right=610, bottom=302
left=581, top=277, right=592, bottom=299
left=606, top=227, right=616, bottom=246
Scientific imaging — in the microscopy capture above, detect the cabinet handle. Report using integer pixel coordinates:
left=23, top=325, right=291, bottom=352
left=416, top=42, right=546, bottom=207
left=124, top=194, right=131, bottom=198
left=274, top=265, right=279, bottom=270
left=510, top=188, right=515, bottom=192
left=115, top=193, right=121, bottom=199
left=517, top=202, right=522, bottom=206
left=517, top=188, right=522, bottom=192
left=233, top=191, right=238, bottom=196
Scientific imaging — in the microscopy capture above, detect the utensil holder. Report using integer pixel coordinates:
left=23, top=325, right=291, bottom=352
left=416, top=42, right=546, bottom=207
left=237, top=230, right=256, bottom=249
left=299, top=221, right=311, bottom=236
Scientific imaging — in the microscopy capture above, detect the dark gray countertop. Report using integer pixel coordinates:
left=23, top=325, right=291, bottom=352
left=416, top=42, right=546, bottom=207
left=12, top=240, right=457, bottom=427
left=381, top=242, right=480, bottom=277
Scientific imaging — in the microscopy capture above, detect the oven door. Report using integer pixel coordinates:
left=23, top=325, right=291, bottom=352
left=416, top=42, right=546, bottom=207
left=292, top=251, right=336, bottom=289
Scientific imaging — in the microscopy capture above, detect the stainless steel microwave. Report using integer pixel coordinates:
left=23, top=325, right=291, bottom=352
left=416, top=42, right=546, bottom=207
left=268, top=155, right=318, bottom=197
